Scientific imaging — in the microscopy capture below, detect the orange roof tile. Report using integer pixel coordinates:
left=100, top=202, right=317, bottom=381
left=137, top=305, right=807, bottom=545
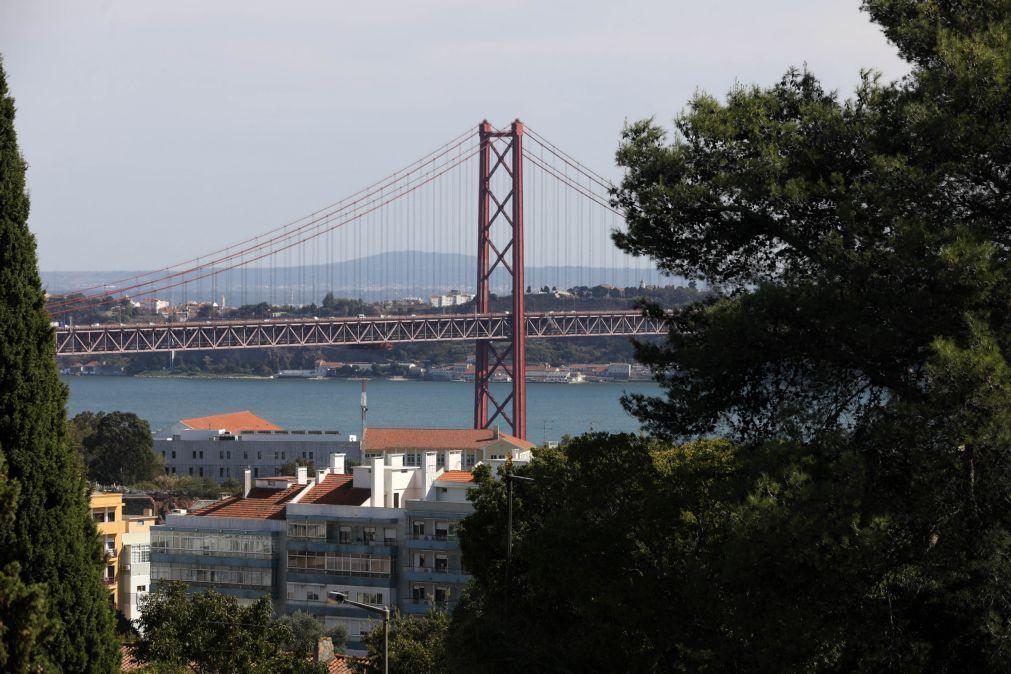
left=300, top=474, right=371, bottom=506
left=436, top=470, right=476, bottom=484
left=192, top=484, right=303, bottom=520
left=327, top=655, right=364, bottom=674
left=180, top=410, right=282, bottom=434
left=364, top=427, right=535, bottom=452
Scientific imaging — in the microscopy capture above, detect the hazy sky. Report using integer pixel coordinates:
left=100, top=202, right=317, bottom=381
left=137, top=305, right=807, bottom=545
left=1, top=0, right=909, bottom=272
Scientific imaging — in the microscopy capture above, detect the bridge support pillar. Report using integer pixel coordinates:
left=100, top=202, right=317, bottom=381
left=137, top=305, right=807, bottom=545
left=474, top=120, right=526, bottom=439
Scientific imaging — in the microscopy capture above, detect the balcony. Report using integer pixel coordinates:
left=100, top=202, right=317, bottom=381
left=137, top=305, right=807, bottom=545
left=102, top=575, right=117, bottom=586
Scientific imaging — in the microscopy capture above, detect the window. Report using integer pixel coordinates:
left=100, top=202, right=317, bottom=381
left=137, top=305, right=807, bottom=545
left=136, top=585, right=147, bottom=593
left=393, top=492, right=400, bottom=508
left=106, top=565, right=116, bottom=579
left=131, top=545, right=150, bottom=563
left=189, top=467, right=194, bottom=475
left=338, top=526, right=351, bottom=544
left=309, top=451, right=314, bottom=460
left=435, top=555, right=448, bottom=572
left=219, top=468, right=225, bottom=477
left=274, top=451, right=279, bottom=460
left=104, top=536, right=116, bottom=552
left=281, top=451, right=286, bottom=460
left=384, top=528, right=397, bottom=545
left=199, top=451, right=204, bottom=459
left=226, top=450, right=231, bottom=459
left=243, top=451, right=248, bottom=460
left=416, top=553, right=426, bottom=569
left=192, top=451, right=197, bottom=459
left=435, top=586, right=449, bottom=603
left=161, top=451, right=166, bottom=459
left=363, top=527, right=376, bottom=543
left=107, top=510, right=115, bottom=522
left=412, top=521, right=425, bottom=538
left=219, top=450, right=224, bottom=460
left=171, top=450, right=176, bottom=459
left=288, top=521, right=326, bottom=539
left=257, top=451, right=262, bottom=460
left=198, top=467, right=204, bottom=477
left=358, top=591, right=383, bottom=605
left=412, top=586, right=426, bottom=601
left=435, top=522, right=449, bottom=540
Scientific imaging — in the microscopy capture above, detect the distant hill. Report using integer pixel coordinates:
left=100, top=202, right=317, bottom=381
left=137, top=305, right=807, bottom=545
left=42, top=251, right=676, bottom=305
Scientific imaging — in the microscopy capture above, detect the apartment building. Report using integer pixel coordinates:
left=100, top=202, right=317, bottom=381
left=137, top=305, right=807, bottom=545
left=150, top=428, right=531, bottom=653
left=155, top=410, right=359, bottom=483
left=91, top=491, right=126, bottom=604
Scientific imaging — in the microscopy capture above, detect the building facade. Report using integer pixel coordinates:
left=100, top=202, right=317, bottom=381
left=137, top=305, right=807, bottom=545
left=91, top=491, right=126, bottom=605
left=150, top=428, right=533, bottom=653
left=155, top=410, right=359, bottom=482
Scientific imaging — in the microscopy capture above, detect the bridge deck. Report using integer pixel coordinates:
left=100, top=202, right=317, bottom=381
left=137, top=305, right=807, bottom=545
left=55, top=311, right=668, bottom=356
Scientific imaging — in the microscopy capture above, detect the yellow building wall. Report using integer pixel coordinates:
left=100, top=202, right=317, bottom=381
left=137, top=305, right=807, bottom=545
left=90, top=492, right=125, bottom=607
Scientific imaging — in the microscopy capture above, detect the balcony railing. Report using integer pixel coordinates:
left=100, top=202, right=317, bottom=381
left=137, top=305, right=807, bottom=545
left=102, top=576, right=117, bottom=586
left=408, top=533, right=457, bottom=541
left=406, top=565, right=465, bottom=575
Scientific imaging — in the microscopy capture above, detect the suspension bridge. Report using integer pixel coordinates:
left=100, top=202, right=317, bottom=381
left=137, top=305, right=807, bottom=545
left=50, top=120, right=673, bottom=438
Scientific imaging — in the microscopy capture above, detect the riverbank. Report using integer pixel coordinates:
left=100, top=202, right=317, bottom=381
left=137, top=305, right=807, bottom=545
left=63, top=376, right=657, bottom=440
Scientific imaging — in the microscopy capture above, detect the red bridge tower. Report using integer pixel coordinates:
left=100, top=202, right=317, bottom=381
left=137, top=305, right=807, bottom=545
left=474, top=120, right=527, bottom=439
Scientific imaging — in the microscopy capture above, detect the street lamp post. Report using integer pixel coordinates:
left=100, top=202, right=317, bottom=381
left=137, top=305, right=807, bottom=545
left=327, top=591, right=390, bottom=674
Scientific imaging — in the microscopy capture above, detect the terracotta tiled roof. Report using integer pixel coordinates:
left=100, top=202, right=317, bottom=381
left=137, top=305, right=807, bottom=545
left=121, top=646, right=144, bottom=672
left=327, top=655, right=363, bottom=674
left=191, top=484, right=303, bottom=520
left=300, top=474, right=371, bottom=506
left=364, top=427, right=535, bottom=452
left=180, top=410, right=282, bottom=433
left=436, top=470, right=476, bottom=484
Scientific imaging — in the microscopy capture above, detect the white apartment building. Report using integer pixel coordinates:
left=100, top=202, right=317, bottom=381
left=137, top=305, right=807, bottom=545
left=150, top=428, right=533, bottom=653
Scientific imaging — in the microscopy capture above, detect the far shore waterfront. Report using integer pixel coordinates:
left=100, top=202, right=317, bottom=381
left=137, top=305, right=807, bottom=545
left=63, top=375, right=657, bottom=440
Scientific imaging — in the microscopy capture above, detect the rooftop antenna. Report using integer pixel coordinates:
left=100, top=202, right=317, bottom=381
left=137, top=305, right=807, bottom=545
left=360, top=379, right=368, bottom=448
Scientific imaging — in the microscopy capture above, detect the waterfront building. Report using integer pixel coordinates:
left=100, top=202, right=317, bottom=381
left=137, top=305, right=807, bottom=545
left=119, top=508, right=157, bottom=622
left=149, top=429, right=527, bottom=652
left=361, top=427, right=534, bottom=470
left=91, top=491, right=126, bottom=604
left=155, top=410, right=359, bottom=483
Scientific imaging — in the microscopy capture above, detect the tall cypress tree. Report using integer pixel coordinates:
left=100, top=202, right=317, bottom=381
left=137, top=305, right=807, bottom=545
left=0, top=56, right=118, bottom=672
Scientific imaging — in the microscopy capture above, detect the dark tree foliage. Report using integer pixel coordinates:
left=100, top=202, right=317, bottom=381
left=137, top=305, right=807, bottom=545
left=71, top=411, right=160, bottom=485
left=453, top=2, right=1011, bottom=672
left=355, top=609, right=450, bottom=674
left=0, top=57, right=119, bottom=671
left=277, top=610, right=347, bottom=658
left=134, top=582, right=326, bottom=674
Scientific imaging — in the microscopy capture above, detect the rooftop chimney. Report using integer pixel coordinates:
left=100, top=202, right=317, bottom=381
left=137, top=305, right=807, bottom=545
left=370, top=457, right=385, bottom=508
left=330, top=453, right=346, bottom=475
left=243, top=468, right=252, bottom=498
left=296, top=466, right=308, bottom=485
left=315, top=636, right=334, bottom=664
left=494, top=425, right=501, bottom=440
left=316, top=469, right=328, bottom=485
left=423, top=451, right=438, bottom=500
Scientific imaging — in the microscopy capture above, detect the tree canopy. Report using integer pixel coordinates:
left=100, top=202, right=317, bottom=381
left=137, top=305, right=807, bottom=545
left=71, top=411, right=161, bottom=485
left=134, top=582, right=327, bottom=674
left=452, top=2, right=1011, bottom=671
left=0, top=55, right=119, bottom=671
left=355, top=609, right=450, bottom=674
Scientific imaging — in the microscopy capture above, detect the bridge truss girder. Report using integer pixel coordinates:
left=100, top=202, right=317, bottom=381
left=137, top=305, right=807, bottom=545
left=54, top=311, right=667, bottom=356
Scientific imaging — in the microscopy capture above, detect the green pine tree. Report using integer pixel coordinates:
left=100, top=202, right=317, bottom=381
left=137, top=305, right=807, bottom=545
left=0, top=56, right=119, bottom=672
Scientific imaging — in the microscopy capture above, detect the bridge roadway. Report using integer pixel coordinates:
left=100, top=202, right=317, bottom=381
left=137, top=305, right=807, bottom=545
left=55, top=310, right=669, bottom=356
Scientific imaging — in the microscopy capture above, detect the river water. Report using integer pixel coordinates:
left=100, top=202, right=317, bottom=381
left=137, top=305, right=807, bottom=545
left=62, top=376, right=660, bottom=443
